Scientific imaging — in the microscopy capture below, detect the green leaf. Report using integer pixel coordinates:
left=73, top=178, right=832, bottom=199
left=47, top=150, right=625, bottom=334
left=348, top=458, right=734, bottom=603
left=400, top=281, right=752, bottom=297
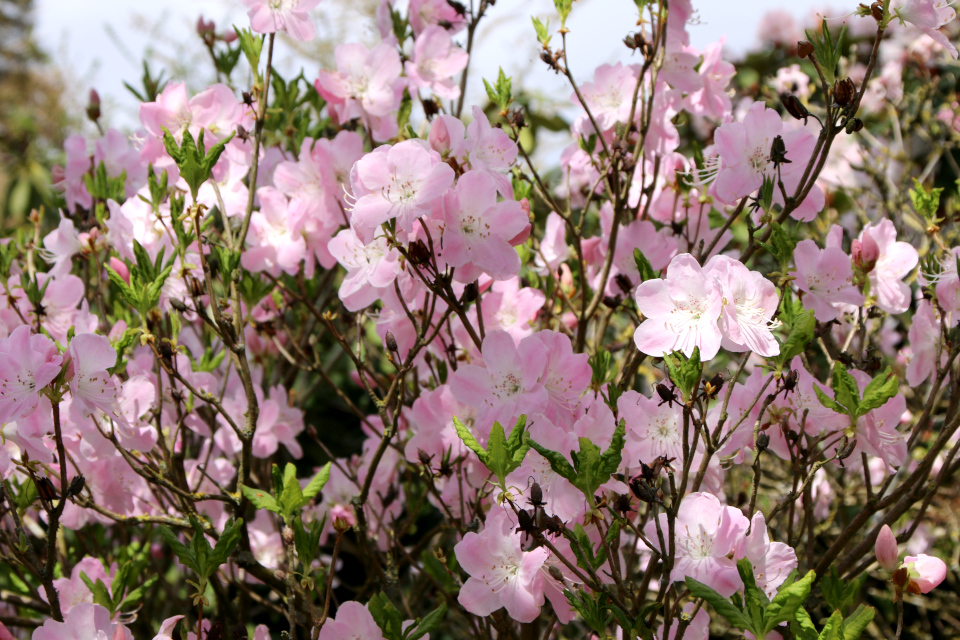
left=160, top=526, right=200, bottom=575
left=453, top=416, right=488, bottom=465
left=406, top=602, right=447, bottom=640
left=831, top=363, right=861, bottom=416
left=600, top=419, right=626, bottom=477
left=790, top=607, right=820, bottom=640
left=818, top=610, right=844, bottom=640
left=486, top=421, right=512, bottom=487
left=633, top=248, right=657, bottom=283
left=764, top=570, right=815, bottom=634
left=294, top=515, right=325, bottom=568
left=369, top=593, right=405, bottom=640
left=858, top=367, right=898, bottom=416
left=532, top=16, right=551, bottom=47
left=707, top=208, right=726, bottom=229
left=663, top=348, right=702, bottom=402
left=909, top=178, right=943, bottom=223
left=777, top=309, right=815, bottom=367
left=737, top=558, right=768, bottom=634
left=553, top=0, right=573, bottom=26
left=526, top=439, right=576, bottom=482
left=240, top=485, right=280, bottom=513
left=397, top=88, right=413, bottom=132
left=814, top=385, right=845, bottom=416
left=483, top=68, right=513, bottom=111
left=80, top=572, right=114, bottom=614
left=303, top=463, right=331, bottom=500
left=685, top=577, right=754, bottom=633
left=209, top=518, right=243, bottom=575
left=841, top=604, right=875, bottom=640
left=118, top=575, right=158, bottom=611
left=506, top=415, right=530, bottom=468
left=236, top=28, right=264, bottom=76
left=589, top=349, right=613, bottom=387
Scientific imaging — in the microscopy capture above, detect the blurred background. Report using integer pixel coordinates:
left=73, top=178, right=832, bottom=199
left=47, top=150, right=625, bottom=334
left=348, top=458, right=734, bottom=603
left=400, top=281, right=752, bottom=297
left=1, top=0, right=834, bottom=227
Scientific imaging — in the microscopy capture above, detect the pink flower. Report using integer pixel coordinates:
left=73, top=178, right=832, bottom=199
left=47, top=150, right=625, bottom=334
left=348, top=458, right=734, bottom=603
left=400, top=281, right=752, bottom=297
left=634, top=253, right=724, bottom=360
left=409, top=0, right=467, bottom=35
left=68, top=333, right=120, bottom=419
left=906, top=300, right=944, bottom=386
left=449, top=330, right=548, bottom=433
left=711, top=102, right=824, bottom=221
left=458, top=106, right=518, bottom=198
left=454, top=506, right=549, bottom=622
left=683, top=38, right=734, bottom=119
left=619, top=390, right=684, bottom=463
left=328, top=228, right=402, bottom=312
left=315, top=42, right=405, bottom=141
left=476, top=277, right=546, bottom=343
left=0, top=325, right=63, bottom=424
left=534, top=212, right=570, bottom=275
left=903, top=554, right=948, bottom=593
left=791, top=239, right=864, bottom=322
left=152, top=616, right=184, bottom=640
left=704, top=254, right=781, bottom=357
left=242, top=0, right=321, bottom=41
left=857, top=219, right=918, bottom=314
left=572, top=63, right=640, bottom=133
left=740, top=512, right=797, bottom=598
left=349, top=140, right=454, bottom=242
left=436, top=171, right=527, bottom=280
left=139, top=82, right=249, bottom=144
left=241, top=187, right=307, bottom=277
left=644, top=492, right=750, bottom=597
left=32, top=603, right=132, bottom=640
left=317, top=601, right=386, bottom=640
left=876, top=524, right=900, bottom=572
left=893, top=0, right=958, bottom=58
left=589, top=202, right=678, bottom=296
left=405, top=26, right=469, bottom=100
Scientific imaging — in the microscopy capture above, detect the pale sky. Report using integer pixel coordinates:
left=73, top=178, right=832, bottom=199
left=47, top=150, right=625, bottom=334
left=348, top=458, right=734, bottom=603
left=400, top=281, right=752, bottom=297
left=34, top=0, right=838, bottom=129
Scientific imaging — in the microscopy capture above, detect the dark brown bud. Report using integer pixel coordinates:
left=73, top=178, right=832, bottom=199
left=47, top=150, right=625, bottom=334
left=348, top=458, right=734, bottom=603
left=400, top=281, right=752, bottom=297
left=547, top=565, right=565, bottom=583
left=756, top=432, right=771, bottom=452
left=385, top=331, right=399, bottom=354
left=159, top=339, right=175, bottom=360
left=68, top=475, right=86, bottom=498
left=845, top=117, right=864, bottom=134
left=408, top=239, right=431, bottom=265
left=515, top=508, right=537, bottom=535
left=461, top=281, right=479, bottom=303
left=797, top=40, right=815, bottom=58
left=871, top=1, right=883, bottom=21
left=623, top=32, right=646, bottom=52
left=529, top=482, right=544, bottom=508
left=704, top=372, right=725, bottom=397
left=836, top=436, right=858, bottom=464
left=782, top=94, right=809, bottom=123
left=892, top=566, right=910, bottom=589
left=36, top=477, right=58, bottom=502
left=834, top=78, right=856, bottom=107
left=602, top=295, right=622, bottom=309
left=242, top=91, right=254, bottom=107
left=614, top=273, right=634, bottom=294
left=422, top=98, right=439, bottom=119
left=417, top=448, right=434, bottom=467
left=770, top=135, right=791, bottom=166
left=447, top=0, right=467, bottom=16
left=235, top=125, right=250, bottom=143
left=169, top=298, right=188, bottom=313
left=187, top=275, right=204, bottom=298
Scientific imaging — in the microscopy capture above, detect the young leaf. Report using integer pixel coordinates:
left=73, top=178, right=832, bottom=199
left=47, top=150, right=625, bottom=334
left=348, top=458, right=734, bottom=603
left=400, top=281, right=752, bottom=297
left=776, top=309, right=815, bottom=367
left=527, top=439, right=576, bottom=482
left=209, top=518, right=244, bottom=575
left=303, top=462, right=332, bottom=500
left=840, top=604, right=875, bottom=640
left=858, top=368, right=899, bottom=415
left=453, top=416, right=488, bottom=465
left=406, top=602, right=448, bottom=640
left=633, top=249, right=657, bottom=283
left=764, top=570, right=815, bottom=634
left=685, top=577, right=754, bottom=633
left=830, top=363, right=861, bottom=417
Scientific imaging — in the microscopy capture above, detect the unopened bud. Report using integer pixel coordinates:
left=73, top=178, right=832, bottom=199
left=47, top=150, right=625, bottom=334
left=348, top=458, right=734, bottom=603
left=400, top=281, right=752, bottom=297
left=109, top=257, right=131, bottom=285
left=782, top=94, right=809, bottom=123
left=875, top=524, right=900, bottom=572
left=837, top=436, right=858, bottom=462
left=282, top=526, right=295, bottom=545
left=547, top=565, right=564, bottom=582
left=845, top=117, right=864, bottom=134
left=614, top=273, right=633, bottom=294
left=36, top=477, right=58, bottom=502
left=384, top=331, right=399, bottom=354
left=834, top=78, right=856, bottom=107
left=333, top=516, right=352, bottom=533
left=169, top=298, right=188, bottom=313
left=756, top=432, right=771, bottom=452
left=461, top=281, right=479, bottom=303
left=408, top=240, right=431, bottom=265
left=68, top=474, right=86, bottom=498
left=417, top=448, right=434, bottom=467
left=871, top=1, right=883, bottom=21
left=86, top=89, right=101, bottom=123
left=797, top=40, right=814, bottom=58
left=851, top=234, right=879, bottom=272
left=422, top=98, right=439, bottom=118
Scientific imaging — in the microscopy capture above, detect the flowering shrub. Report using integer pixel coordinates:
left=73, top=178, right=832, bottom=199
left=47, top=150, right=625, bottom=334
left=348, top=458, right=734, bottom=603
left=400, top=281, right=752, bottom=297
left=2, top=0, right=960, bottom=638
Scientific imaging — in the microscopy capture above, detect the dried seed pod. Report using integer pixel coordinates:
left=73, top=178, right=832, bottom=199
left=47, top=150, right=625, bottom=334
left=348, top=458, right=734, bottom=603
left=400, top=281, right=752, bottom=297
left=845, top=117, right=864, bottom=134
left=782, top=94, right=809, bottom=123
left=834, top=78, right=856, bottom=107
left=797, top=40, right=815, bottom=58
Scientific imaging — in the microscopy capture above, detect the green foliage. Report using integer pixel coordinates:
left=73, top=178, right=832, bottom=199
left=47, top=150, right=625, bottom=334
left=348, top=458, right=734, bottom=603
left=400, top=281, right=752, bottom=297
left=123, top=60, right=167, bottom=103
left=553, top=0, right=572, bottom=26
left=814, top=363, right=899, bottom=428
left=804, top=24, right=846, bottom=84
left=763, top=220, right=799, bottom=270
left=565, top=589, right=655, bottom=640
left=909, top=177, right=943, bottom=224
left=773, top=308, right=815, bottom=371
left=663, top=348, right=702, bottom=402
left=369, top=593, right=447, bottom=640
left=633, top=248, right=657, bottom=283
left=453, top=415, right=529, bottom=487
left=236, top=28, right=265, bottom=77
left=161, top=127, right=235, bottom=201
left=241, top=462, right=331, bottom=523
left=532, top=16, right=551, bottom=47
left=791, top=605, right=875, bottom=640
left=687, top=561, right=817, bottom=638
left=83, top=161, right=126, bottom=203
left=527, top=419, right=625, bottom=504
left=104, top=241, right=174, bottom=328
left=483, top=68, right=513, bottom=112
left=294, top=514, right=326, bottom=569
left=159, top=517, right=243, bottom=604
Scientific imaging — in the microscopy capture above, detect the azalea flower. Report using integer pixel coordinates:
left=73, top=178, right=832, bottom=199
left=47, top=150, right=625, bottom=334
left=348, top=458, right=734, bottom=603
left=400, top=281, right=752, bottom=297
left=644, top=492, right=750, bottom=597
left=68, top=333, right=120, bottom=419
left=242, top=0, right=321, bottom=41
left=32, top=603, right=132, bottom=640
left=405, top=25, right=469, bottom=100
left=0, top=325, right=63, bottom=424
left=619, top=390, right=685, bottom=463
left=893, top=0, right=958, bottom=58
left=328, top=227, right=402, bottom=312
left=903, top=554, right=948, bottom=593
left=683, top=38, right=734, bottom=119
left=317, top=601, right=387, bottom=640
left=791, top=239, right=865, bottom=321
left=241, top=187, right=308, bottom=277
left=634, top=253, right=724, bottom=360
left=857, top=219, right=918, bottom=314
left=906, top=300, right=945, bottom=387
left=455, top=506, right=549, bottom=623
left=739, top=512, right=798, bottom=598
left=704, top=254, right=781, bottom=357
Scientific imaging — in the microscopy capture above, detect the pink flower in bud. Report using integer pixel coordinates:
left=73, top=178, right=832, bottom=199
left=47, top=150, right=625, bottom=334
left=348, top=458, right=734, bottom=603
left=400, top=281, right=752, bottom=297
left=903, top=554, right=948, bottom=593
left=876, top=524, right=900, bottom=572
left=88, top=88, right=100, bottom=107
left=196, top=16, right=215, bottom=35
left=851, top=234, right=880, bottom=272
left=108, top=257, right=130, bottom=285
left=222, top=29, right=238, bottom=43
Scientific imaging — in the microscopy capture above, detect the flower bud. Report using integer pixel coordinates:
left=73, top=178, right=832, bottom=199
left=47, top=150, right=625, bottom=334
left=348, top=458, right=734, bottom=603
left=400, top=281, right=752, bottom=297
left=871, top=1, right=883, bottom=21
left=851, top=234, right=879, bottom=272
left=86, top=89, right=101, bottom=123
left=384, top=331, right=399, bottom=354
left=408, top=239, right=431, bottom=265
left=782, top=94, right=809, bottom=123
left=875, top=524, right=899, bottom=572
left=845, top=117, right=864, bottom=134
left=756, top=432, right=771, bottom=452
left=282, top=526, right=295, bottom=546
left=222, top=30, right=238, bottom=44
left=68, top=474, right=86, bottom=498
left=797, top=40, right=814, bottom=58
left=109, top=257, right=131, bottom=285
left=834, top=78, right=856, bottom=107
